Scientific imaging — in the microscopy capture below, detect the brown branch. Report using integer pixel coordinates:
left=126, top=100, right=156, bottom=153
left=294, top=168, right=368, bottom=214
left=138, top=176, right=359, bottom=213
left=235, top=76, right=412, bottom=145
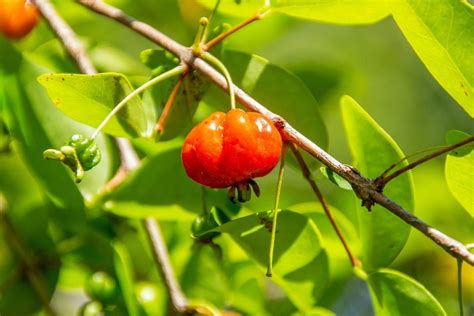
left=290, top=144, right=361, bottom=268
left=204, top=8, right=269, bottom=51
left=33, top=1, right=189, bottom=313
left=75, top=0, right=474, bottom=266
left=31, top=0, right=96, bottom=74
left=380, top=136, right=474, bottom=186
left=0, top=195, right=56, bottom=316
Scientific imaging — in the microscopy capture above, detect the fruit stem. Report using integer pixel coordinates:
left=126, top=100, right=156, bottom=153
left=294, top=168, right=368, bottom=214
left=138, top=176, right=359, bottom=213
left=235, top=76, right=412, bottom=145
left=192, top=17, right=209, bottom=56
left=90, top=65, right=185, bottom=140
left=201, top=52, right=235, bottom=110
left=266, top=143, right=287, bottom=277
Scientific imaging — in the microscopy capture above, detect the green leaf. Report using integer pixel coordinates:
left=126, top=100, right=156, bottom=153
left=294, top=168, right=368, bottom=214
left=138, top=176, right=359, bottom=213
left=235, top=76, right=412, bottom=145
left=141, top=49, right=209, bottom=141
left=341, top=95, right=414, bottom=271
left=112, top=241, right=139, bottom=316
left=368, top=269, right=447, bottom=316
left=181, top=246, right=230, bottom=308
left=37, top=72, right=148, bottom=138
left=271, top=0, right=390, bottom=25
left=201, top=50, right=327, bottom=164
left=214, top=210, right=329, bottom=311
left=320, top=167, right=353, bottom=190
left=445, top=130, right=474, bottom=157
left=105, top=146, right=238, bottom=220
left=445, top=130, right=473, bottom=216
left=196, top=0, right=390, bottom=24
left=0, top=205, right=59, bottom=316
left=195, top=0, right=265, bottom=18
left=390, top=0, right=474, bottom=117
left=0, top=39, right=88, bottom=224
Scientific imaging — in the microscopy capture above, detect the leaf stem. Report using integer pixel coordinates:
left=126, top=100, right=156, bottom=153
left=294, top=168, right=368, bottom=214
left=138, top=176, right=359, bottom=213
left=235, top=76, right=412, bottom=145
left=380, top=136, right=473, bottom=186
left=90, top=65, right=185, bottom=140
left=204, top=7, right=270, bottom=51
left=290, top=143, right=361, bottom=268
left=154, top=69, right=189, bottom=135
left=266, top=143, right=287, bottom=277
left=457, top=258, right=464, bottom=316
left=201, top=52, right=235, bottom=110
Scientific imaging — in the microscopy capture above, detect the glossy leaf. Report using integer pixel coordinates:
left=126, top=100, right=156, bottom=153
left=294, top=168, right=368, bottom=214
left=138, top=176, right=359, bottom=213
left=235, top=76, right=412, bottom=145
left=113, top=242, right=139, bottom=316
left=105, top=146, right=239, bottom=220
left=195, top=0, right=265, bottom=18
left=368, top=269, right=446, bottom=316
left=38, top=72, right=148, bottom=138
left=211, top=210, right=329, bottom=311
left=0, top=39, right=88, bottom=223
left=201, top=50, right=327, bottom=164
left=341, top=95, right=414, bottom=271
left=445, top=130, right=474, bottom=216
left=272, top=0, right=390, bottom=25
left=196, top=0, right=390, bottom=24
left=390, top=0, right=474, bottom=117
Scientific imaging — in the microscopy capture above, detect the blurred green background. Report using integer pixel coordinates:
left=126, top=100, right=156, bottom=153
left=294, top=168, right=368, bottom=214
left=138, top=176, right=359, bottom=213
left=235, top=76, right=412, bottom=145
left=1, top=0, right=472, bottom=315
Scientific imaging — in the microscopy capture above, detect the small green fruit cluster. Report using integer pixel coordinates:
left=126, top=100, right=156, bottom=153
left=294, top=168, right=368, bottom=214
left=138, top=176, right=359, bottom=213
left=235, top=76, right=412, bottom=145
left=43, top=134, right=101, bottom=183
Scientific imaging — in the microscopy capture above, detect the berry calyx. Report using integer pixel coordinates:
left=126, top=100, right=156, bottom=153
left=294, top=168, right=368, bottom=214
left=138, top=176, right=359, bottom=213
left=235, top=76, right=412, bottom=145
left=0, top=0, right=38, bottom=40
left=182, top=109, right=282, bottom=200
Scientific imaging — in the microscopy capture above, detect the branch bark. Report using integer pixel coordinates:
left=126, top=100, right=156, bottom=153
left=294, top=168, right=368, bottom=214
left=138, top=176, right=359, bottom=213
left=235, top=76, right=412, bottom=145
left=32, top=1, right=189, bottom=312
left=76, top=0, right=474, bottom=266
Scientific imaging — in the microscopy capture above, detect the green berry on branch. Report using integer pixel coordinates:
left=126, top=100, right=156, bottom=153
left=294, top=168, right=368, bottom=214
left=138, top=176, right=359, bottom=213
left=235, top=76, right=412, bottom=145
left=43, top=134, right=101, bottom=183
left=85, top=271, right=118, bottom=304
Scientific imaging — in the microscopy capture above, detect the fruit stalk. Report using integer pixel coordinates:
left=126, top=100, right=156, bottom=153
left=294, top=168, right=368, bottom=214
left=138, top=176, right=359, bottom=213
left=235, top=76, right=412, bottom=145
left=266, top=144, right=287, bottom=277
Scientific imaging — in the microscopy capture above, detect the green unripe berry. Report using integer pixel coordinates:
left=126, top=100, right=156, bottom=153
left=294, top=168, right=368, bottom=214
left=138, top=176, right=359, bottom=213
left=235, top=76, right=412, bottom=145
left=66, top=134, right=101, bottom=170
left=85, top=271, right=117, bottom=303
left=78, top=301, right=104, bottom=316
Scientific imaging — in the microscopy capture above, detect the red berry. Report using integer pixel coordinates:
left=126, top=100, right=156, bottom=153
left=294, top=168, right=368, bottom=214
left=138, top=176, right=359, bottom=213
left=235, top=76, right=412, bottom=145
left=0, top=0, right=38, bottom=40
left=182, top=109, right=282, bottom=189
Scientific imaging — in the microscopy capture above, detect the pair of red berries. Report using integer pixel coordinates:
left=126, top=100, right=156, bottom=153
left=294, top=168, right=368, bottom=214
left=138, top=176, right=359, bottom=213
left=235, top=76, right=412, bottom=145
left=182, top=109, right=283, bottom=202
left=0, top=0, right=38, bottom=39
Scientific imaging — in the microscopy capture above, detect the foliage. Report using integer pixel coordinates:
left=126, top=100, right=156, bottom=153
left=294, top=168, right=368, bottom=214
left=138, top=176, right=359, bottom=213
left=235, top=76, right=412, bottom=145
left=0, top=0, right=472, bottom=315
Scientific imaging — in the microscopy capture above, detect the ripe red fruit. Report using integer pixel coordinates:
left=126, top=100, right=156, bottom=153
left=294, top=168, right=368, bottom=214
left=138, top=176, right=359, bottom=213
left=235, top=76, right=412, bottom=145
left=182, top=109, right=282, bottom=200
left=0, top=0, right=38, bottom=40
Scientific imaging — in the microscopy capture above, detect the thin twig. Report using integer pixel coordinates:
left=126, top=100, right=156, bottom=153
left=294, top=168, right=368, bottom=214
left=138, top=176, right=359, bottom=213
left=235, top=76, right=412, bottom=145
left=204, top=8, right=269, bottom=50
left=31, top=0, right=95, bottom=74
left=457, top=259, right=464, bottom=316
left=33, top=1, right=189, bottom=312
left=290, top=144, right=360, bottom=268
left=380, top=136, right=473, bottom=186
left=154, top=70, right=189, bottom=135
left=77, top=0, right=474, bottom=266
left=0, top=195, right=56, bottom=316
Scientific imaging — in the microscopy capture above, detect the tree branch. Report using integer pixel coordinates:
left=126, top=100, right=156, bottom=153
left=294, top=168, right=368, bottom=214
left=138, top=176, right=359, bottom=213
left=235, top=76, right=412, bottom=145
left=75, top=0, right=474, bottom=266
left=32, top=0, right=95, bottom=74
left=379, top=135, right=473, bottom=186
left=32, top=1, right=189, bottom=312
